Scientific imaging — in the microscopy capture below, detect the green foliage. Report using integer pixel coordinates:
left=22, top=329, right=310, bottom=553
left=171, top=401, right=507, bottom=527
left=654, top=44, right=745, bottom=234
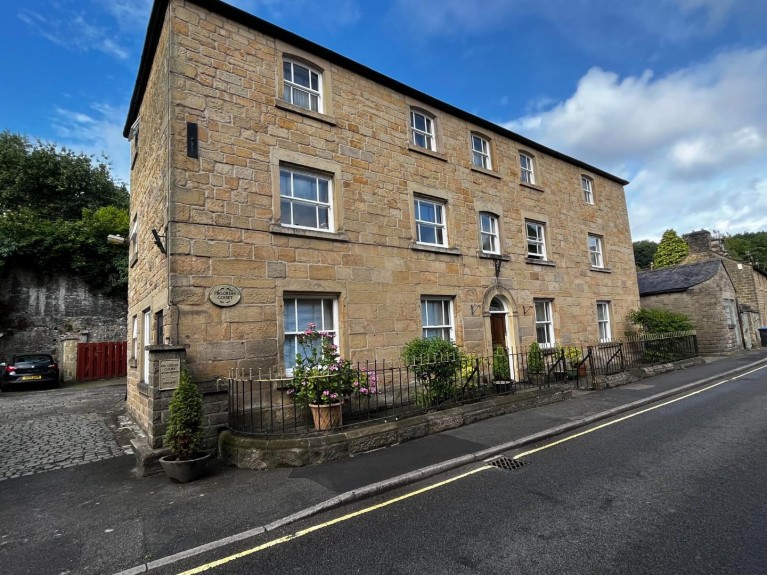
left=627, top=308, right=694, bottom=333
left=402, top=337, right=465, bottom=406
left=723, top=231, right=767, bottom=270
left=492, top=347, right=511, bottom=380
left=632, top=239, right=658, bottom=269
left=527, top=342, right=545, bottom=374
left=0, top=131, right=130, bottom=296
left=564, top=346, right=582, bottom=367
left=164, top=369, right=205, bottom=461
left=290, top=323, right=376, bottom=407
left=652, top=229, right=689, bottom=268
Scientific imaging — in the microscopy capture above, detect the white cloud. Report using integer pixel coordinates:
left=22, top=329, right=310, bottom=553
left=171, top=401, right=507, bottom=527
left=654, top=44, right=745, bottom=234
left=504, top=47, right=767, bottom=241
left=52, top=104, right=131, bottom=188
left=18, top=8, right=132, bottom=60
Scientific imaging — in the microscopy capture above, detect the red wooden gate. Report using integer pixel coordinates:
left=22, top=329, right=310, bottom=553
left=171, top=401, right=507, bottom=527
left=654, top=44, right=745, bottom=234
left=76, top=341, right=128, bottom=382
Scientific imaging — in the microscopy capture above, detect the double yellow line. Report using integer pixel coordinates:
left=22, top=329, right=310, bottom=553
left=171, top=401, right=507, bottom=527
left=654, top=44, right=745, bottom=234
left=179, top=365, right=763, bottom=574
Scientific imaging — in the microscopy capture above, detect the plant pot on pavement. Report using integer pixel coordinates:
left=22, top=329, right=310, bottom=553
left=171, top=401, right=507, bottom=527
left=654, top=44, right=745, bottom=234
left=309, top=402, right=342, bottom=431
left=159, top=452, right=211, bottom=483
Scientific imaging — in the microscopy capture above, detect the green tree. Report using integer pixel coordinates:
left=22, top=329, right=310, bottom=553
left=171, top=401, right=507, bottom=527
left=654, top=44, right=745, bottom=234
left=633, top=239, right=658, bottom=269
left=652, top=229, right=689, bottom=268
left=723, top=231, right=767, bottom=269
left=0, top=131, right=129, bottom=296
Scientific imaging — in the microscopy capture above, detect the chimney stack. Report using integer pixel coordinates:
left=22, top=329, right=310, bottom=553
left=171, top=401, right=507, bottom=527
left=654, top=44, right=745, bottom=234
left=683, top=230, right=712, bottom=254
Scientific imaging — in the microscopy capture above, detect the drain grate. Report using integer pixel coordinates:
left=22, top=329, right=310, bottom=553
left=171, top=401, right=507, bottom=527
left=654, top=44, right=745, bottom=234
left=487, top=456, right=528, bottom=471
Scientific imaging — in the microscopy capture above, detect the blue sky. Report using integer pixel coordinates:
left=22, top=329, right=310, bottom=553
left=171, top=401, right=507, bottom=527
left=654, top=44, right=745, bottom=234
left=2, top=0, right=766, bottom=242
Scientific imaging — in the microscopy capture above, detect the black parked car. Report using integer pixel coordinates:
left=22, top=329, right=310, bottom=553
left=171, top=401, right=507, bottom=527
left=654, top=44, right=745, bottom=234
left=0, top=354, right=60, bottom=391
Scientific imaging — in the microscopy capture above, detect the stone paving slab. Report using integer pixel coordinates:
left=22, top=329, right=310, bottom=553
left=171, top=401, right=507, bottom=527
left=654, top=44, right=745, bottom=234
left=0, top=383, right=134, bottom=481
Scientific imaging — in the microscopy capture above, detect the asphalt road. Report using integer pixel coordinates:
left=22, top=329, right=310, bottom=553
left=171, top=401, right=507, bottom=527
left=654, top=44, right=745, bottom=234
left=160, top=364, right=767, bottom=575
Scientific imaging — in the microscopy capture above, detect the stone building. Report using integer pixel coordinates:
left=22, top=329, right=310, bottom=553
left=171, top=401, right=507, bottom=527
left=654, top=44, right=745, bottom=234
left=682, top=230, right=767, bottom=347
left=122, top=0, right=640, bottom=449
left=637, top=260, right=741, bottom=355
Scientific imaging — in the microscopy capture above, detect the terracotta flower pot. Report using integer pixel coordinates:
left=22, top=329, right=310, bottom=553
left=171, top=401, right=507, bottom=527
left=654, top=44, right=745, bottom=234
left=309, top=402, right=342, bottom=430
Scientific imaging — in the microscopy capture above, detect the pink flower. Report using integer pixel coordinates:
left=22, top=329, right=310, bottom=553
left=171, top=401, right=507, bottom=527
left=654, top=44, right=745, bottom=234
left=322, top=390, right=330, bottom=397
left=360, top=387, right=368, bottom=394
left=330, top=393, right=338, bottom=400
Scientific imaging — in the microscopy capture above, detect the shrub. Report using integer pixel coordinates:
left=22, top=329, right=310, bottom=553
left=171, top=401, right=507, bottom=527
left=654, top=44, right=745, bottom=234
left=627, top=308, right=694, bottom=334
left=492, top=347, right=511, bottom=380
left=164, top=369, right=205, bottom=461
left=402, top=337, right=465, bottom=406
left=527, top=342, right=545, bottom=374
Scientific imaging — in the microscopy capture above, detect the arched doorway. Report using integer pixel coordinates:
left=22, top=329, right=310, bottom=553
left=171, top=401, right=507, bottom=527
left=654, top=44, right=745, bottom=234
left=489, top=296, right=508, bottom=353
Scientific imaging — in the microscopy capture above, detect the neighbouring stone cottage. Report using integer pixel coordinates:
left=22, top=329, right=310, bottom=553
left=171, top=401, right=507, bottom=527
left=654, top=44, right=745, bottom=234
left=122, top=0, right=640, bottom=454
left=637, top=260, right=741, bottom=355
left=682, top=230, right=767, bottom=348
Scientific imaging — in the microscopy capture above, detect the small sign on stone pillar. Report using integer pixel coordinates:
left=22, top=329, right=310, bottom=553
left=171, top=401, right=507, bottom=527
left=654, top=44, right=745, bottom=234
left=158, top=358, right=181, bottom=391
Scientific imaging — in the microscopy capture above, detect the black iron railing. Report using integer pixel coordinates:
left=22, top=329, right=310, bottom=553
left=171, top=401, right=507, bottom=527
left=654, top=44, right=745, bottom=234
left=227, top=332, right=698, bottom=436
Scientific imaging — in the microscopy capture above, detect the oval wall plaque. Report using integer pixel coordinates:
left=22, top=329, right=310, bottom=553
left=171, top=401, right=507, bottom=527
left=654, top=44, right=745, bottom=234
left=209, top=284, right=241, bottom=307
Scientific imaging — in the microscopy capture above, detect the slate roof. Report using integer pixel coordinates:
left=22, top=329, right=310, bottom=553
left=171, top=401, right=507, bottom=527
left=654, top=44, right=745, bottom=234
left=637, top=260, right=724, bottom=296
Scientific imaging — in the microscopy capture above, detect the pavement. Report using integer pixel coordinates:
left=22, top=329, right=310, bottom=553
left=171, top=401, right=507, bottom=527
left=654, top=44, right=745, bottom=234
left=1, top=349, right=767, bottom=575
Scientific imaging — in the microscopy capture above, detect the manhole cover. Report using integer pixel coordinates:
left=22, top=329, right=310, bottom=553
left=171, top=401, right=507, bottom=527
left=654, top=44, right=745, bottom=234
left=486, top=456, right=528, bottom=471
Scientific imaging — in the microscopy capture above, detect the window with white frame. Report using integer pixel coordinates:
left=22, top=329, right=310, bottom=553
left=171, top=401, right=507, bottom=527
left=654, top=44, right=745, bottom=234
left=534, top=300, right=554, bottom=347
left=479, top=212, right=500, bottom=254
left=421, top=297, right=454, bottom=340
left=414, top=197, right=447, bottom=247
left=588, top=234, right=604, bottom=268
left=582, top=176, right=594, bottom=204
left=597, top=301, right=612, bottom=341
left=519, top=153, right=535, bottom=184
left=471, top=134, right=491, bottom=169
left=410, top=110, right=435, bottom=151
left=280, top=167, right=333, bottom=231
left=131, top=315, right=138, bottom=360
left=142, top=309, right=151, bottom=382
left=129, top=214, right=138, bottom=265
left=526, top=220, right=547, bottom=260
left=283, top=59, right=322, bottom=112
left=283, top=297, right=337, bottom=373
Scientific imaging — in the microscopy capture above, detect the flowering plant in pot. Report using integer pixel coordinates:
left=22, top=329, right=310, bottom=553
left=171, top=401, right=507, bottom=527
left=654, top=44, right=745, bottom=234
left=289, top=324, right=377, bottom=430
left=159, top=368, right=210, bottom=483
left=564, top=346, right=586, bottom=378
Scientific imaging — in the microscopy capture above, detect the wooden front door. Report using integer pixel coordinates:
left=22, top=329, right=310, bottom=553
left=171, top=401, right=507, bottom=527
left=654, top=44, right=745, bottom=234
left=490, top=314, right=507, bottom=351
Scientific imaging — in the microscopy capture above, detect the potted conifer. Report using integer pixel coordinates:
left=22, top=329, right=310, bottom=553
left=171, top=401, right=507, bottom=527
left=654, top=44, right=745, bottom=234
left=159, top=368, right=210, bottom=483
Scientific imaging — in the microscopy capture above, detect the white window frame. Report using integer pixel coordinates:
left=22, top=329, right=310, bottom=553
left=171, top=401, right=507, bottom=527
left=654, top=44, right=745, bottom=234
left=142, top=309, right=151, bottom=382
left=597, top=301, right=612, bottom=342
left=480, top=212, right=500, bottom=255
left=129, top=215, right=138, bottom=265
left=588, top=234, right=604, bottom=268
left=520, top=153, right=535, bottom=184
left=471, top=134, right=491, bottom=169
left=414, top=197, right=447, bottom=247
left=526, top=221, right=547, bottom=260
left=283, top=297, right=338, bottom=374
left=534, top=300, right=555, bottom=347
left=280, top=167, right=333, bottom=232
left=410, top=110, right=435, bottom=151
left=283, top=59, right=322, bottom=113
left=421, top=297, right=454, bottom=341
left=582, top=176, right=594, bottom=204
left=131, top=315, right=138, bottom=360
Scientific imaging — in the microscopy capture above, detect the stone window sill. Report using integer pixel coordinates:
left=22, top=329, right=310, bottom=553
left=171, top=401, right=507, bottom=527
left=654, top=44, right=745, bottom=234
left=275, top=100, right=337, bottom=126
left=407, top=144, right=447, bottom=162
left=590, top=266, right=612, bottom=273
left=270, top=224, right=349, bottom=242
left=478, top=253, right=510, bottom=261
left=470, top=165, right=501, bottom=179
left=410, top=242, right=461, bottom=256
left=520, top=181, right=546, bottom=193
left=525, top=257, right=556, bottom=267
